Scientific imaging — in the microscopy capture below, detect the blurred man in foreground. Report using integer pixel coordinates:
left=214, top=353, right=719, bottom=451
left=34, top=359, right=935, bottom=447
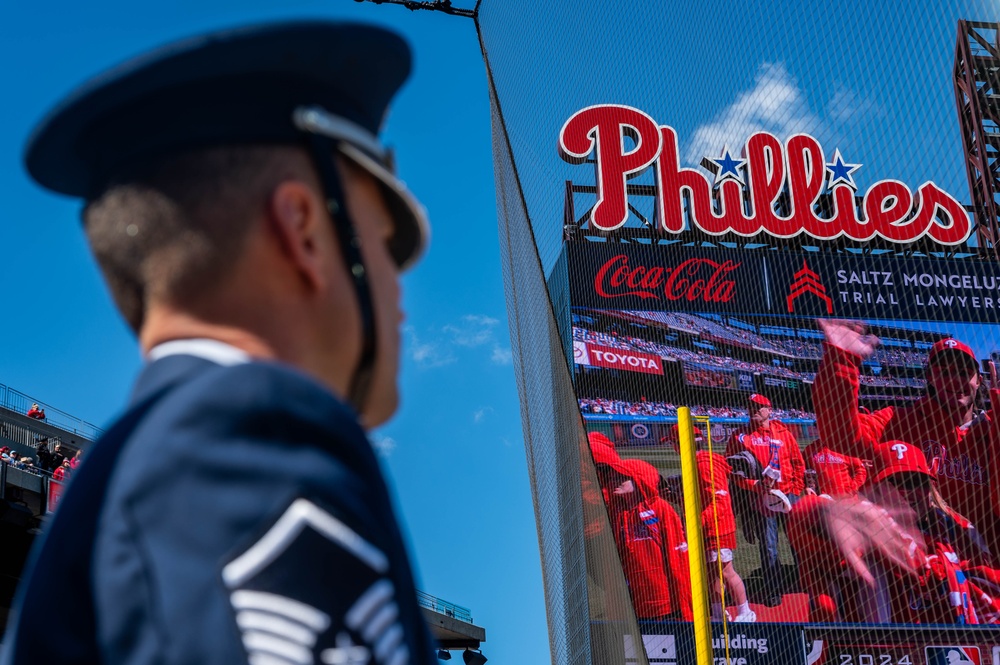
left=4, top=21, right=436, bottom=665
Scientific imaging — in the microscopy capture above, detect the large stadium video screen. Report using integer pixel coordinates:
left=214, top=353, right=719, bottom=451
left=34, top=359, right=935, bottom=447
left=570, top=240, right=1000, bottom=660
left=570, top=238, right=1000, bottom=659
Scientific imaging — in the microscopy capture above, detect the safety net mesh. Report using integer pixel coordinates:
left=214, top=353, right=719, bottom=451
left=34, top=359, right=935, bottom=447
left=479, top=1, right=1000, bottom=664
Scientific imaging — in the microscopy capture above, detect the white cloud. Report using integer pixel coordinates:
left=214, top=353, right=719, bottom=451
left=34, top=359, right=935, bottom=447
left=473, top=406, right=494, bottom=424
left=404, top=325, right=456, bottom=368
left=371, top=435, right=397, bottom=458
left=686, top=63, right=824, bottom=165
left=406, top=314, right=511, bottom=368
left=443, top=315, right=501, bottom=347
left=827, top=84, right=883, bottom=124
left=490, top=346, right=513, bottom=365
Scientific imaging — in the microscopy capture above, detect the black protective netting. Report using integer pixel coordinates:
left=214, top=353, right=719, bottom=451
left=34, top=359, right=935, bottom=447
left=480, top=2, right=1000, bottom=664
left=486, top=55, right=646, bottom=664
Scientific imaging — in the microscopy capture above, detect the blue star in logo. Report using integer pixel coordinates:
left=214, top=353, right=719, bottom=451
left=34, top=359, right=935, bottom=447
left=825, top=149, right=861, bottom=190
left=709, top=145, right=746, bottom=186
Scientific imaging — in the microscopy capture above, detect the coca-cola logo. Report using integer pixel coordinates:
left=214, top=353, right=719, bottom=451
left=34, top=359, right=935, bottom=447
left=558, top=104, right=971, bottom=246
left=594, top=254, right=740, bottom=303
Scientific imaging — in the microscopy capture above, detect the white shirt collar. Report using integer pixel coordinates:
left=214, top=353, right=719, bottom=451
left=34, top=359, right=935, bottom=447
left=146, top=338, right=251, bottom=367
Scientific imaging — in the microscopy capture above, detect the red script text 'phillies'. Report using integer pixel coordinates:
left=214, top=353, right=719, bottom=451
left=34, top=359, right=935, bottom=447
left=558, top=104, right=970, bottom=246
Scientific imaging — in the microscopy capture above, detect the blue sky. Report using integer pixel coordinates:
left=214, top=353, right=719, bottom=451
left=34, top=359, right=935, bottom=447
left=479, top=0, right=992, bottom=274
left=7, top=1, right=1000, bottom=661
left=1, top=1, right=547, bottom=663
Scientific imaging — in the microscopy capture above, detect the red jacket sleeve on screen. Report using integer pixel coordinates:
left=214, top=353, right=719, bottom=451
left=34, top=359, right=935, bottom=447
left=657, top=498, right=693, bottom=621
left=849, top=454, right=868, bottom=493
left=814, top=343, right=892, bottom=458
left=784, top=427, right=806, bottom=495
left=988, top=389, right=1000, bottom=528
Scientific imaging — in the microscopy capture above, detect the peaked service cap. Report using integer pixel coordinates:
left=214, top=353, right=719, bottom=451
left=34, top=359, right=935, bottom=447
left=24, top=20, right=428, bottom=269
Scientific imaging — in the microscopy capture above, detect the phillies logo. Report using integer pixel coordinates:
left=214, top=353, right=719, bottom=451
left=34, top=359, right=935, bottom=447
left=924, top=441, right=987, bottom=486
left=594, top=254, right=739, bottom=302
left=891, top=442, right=908, bottom=459
left=558, top=104, right=971, bottom=245
left=945, top=339, right=960, bottom=348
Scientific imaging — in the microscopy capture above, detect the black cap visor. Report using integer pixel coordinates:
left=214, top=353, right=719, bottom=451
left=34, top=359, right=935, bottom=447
left=291, top=106, right=428, bottom=271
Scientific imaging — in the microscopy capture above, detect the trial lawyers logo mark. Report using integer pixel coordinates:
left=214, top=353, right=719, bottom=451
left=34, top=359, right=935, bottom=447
left=786, top=261, right=833, bottom=314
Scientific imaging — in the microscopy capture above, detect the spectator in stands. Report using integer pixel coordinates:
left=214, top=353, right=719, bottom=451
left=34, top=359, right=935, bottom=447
left=52, top=459, right=71, bottom=481
left=35, top=441, right=53, bottom=472
left=726, top=393, right=805, bottom=607
left=69, top=449, right=83, bottom=470
left=52, top=443, right=65, bottom=469
left=26, top=403, right=45, bottom=420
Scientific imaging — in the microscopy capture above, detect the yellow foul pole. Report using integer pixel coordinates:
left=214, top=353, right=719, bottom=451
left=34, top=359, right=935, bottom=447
left=677, top=407, right=712, bottom=665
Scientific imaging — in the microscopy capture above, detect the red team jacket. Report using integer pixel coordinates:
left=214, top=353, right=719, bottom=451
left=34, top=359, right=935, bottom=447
left=587, top=433, right=692, bottom=620
left=695, top=451, right=737, bottom=546
left=815, top=343, right=1000, bottom=563
left=803, top=440, right=867, bottom=497
left=612, top=459, right=693, bottom=620
left=726, top=420, right=805, bottom=495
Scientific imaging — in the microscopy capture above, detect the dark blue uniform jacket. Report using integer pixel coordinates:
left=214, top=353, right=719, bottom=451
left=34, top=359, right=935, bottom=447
left=2, top=354, right=435, bottom=665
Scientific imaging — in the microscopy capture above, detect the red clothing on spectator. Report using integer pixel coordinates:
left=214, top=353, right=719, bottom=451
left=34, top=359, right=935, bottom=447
left=814, top=342, right=1000, bottom=561
left=725, top=420, right=805, bottom=495
left=695, top=451, right=737, bottom=549
left=609, top=459, right=693, bottom=620
left=788, top=495, right=1000, bottom=624
left=26, top=407, right=44, bottom=420
left=803, top=440, right=867, bottom=497
left=52, top=466, right=67, bottom=481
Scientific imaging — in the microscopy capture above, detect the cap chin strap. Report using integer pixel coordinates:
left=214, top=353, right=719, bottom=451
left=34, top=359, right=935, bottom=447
left=302, top=132, right=376, bottom=414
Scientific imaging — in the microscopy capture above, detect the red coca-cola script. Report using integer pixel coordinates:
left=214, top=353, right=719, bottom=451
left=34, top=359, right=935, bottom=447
left=558, top=104, right=972, bottom=246
left=594, top=255, right=740, bottom=303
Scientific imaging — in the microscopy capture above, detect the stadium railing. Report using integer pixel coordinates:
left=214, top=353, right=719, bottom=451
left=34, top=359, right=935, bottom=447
left=0, top=383, right=103, bottom=441
left=416, top=590, right=474, bottom=624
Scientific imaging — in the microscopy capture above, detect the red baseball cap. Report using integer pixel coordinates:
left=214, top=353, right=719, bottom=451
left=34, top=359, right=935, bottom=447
left=871, top=440, right=935, bottom=484
left=928, top=338, right=977, bottom=369
left=662, top=424, right=705, bottom=444
left=749, top=393, right=772, bottom=407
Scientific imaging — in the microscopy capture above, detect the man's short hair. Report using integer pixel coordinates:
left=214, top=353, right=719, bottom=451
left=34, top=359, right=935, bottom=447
left=82, top=144, right=312, bottom=331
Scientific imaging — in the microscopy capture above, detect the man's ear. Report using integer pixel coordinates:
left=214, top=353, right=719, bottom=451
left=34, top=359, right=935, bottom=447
left=266, top=180, right=328, bottom=291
